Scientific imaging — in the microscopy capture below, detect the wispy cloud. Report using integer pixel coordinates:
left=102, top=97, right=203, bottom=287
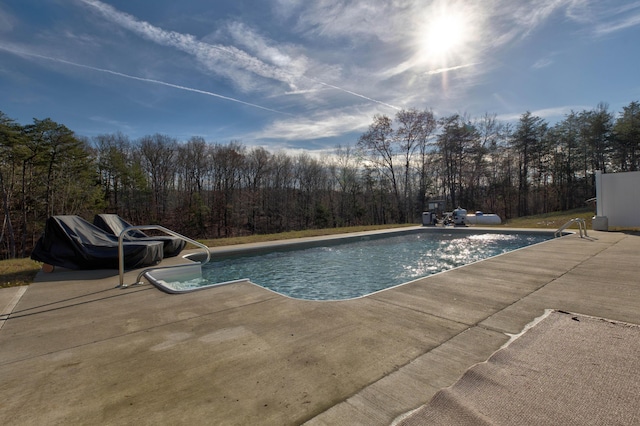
left=225, top=21, right=308, bottom=77
left=293, top=1, right=400, bottom=42
left=506, top=0, right=588, bottom=36
left=256, top=107, right=374, bottom=141
left=88, top=115, right=135, bottom=133
left=533, top=105, right=590, bottom=119
left=0, top=7, right=16, bottom=33
left=532, top=58, right=553, bottom=69
left=497, top=0, right=640, bottom=40
left=78, top=0, right=398, bottom=112
left=497, top=105, right=590, bottom=122
left=483, top=0, right=593, bottom=48
left=594, top=12, right=640, bottom=36
left=79, top=0, right=298, bottom=92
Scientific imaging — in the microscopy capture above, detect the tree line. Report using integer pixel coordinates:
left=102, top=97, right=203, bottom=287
left=1, top=100, right=639, bottom=259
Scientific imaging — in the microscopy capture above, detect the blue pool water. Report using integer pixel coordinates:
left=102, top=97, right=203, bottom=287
left=194, top=230, right=552, bottom=300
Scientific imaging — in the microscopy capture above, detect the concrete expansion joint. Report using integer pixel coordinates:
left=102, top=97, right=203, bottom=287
left=0, top=286, right=28, bottom=332
left=371, top=296, right=474, bottom=328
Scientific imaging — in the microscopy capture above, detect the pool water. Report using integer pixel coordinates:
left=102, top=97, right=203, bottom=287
left=192, top=230, right=552, bottom=300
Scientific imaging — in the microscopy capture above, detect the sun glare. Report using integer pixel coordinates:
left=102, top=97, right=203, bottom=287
left=421, top=10, right=470, bottom=59
left=419, top=5, right=472, bottom=61
left=428, top=14, right=465, bottom=54
left=412, top=4, right=480, bottom=90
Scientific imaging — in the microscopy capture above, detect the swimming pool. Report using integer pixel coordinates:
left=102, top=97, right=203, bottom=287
left=161, top=229, right=553, bottom=300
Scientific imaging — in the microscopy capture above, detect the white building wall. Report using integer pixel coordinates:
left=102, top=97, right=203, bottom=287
left=597, top=170, right=640, bottom=230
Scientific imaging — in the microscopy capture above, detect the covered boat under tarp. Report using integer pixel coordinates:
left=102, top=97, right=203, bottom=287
left=93, top=214, right=186, bottom=258
left=31, top=215, right=164, bottom=270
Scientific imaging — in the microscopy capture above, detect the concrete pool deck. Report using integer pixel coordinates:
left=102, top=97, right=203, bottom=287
left=1, top=228, right=638, bottom=424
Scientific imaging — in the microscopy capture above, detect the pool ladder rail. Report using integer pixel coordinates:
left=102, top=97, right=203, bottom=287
left=117, top=225, right=211, bottom=289
left=554, top=218, right=588, bottom=238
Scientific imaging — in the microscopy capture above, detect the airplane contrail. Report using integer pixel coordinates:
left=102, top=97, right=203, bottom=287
left=311, top=79, right=401, bottom=111
left=426, top=63, right=477, bottom=75
left=0, top=45, right=292, bottom=116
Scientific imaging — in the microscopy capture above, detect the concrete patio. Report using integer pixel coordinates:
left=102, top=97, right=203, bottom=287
left=1, top=228, right=638, bottom=425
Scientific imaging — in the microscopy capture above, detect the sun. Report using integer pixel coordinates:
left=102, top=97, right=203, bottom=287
left=420, top=10, right=469, bottom=58
left=426, top=14, right=466, bottom=54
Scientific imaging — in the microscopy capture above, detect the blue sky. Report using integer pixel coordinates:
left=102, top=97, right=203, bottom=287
left=1, top=0, right=640, bottom=152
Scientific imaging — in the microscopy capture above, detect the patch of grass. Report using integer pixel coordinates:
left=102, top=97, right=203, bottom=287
left=194, top=224, right=416, bottom=248
left=0, top=258, right=42, bottom=288
left=498, top=207, right=594, bottom=229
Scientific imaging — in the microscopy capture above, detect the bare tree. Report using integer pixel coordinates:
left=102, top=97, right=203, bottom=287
left=175, top=137, right=210, bottom=236
left=511, top=112, right=547, bottom=216
left=209, top=141, right=245, bottom=237
left=244, top=146, right=272, bottom=233
left=357, top=114, right=404, bottom=221
left=396, top=109, right=437, bottom=218
left=137, top=134, right=178, bottom=223
left=93, top=132, right=135, bottom=215
left=437, top=114, right=478, bottom=210
left=331, top=144, right=363, bottom=226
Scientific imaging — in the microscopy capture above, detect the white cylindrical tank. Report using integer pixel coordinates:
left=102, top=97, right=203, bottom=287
left=452, top=208, right=467, bottom=225
left=465, top=211, right=502, bottom=225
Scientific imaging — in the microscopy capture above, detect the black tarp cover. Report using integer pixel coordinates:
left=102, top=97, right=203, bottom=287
left=31, top=215, right=164, bottom=270
left=93, top=214, right=186, bottom=258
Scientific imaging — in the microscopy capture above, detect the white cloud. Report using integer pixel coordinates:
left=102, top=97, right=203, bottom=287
left=273, top=0, right=303, bottom=19
left=482, top=0, right=592, bottom=47
left=495, top=0, right=640, bottom=39
left=293, top=0, right=399, bottom=41
left=225, top=21, right=308, bottom=74
left=497, top=105, right=591, bottom=123
left=89, top=115, right=135, bottom=132
left=255, top=106, right=375, bottom=141
left=532, top=58, right=553, bottom=69
left=0, top=7, right=16, bottom=33
left=594, top=12, right=640, bottom=36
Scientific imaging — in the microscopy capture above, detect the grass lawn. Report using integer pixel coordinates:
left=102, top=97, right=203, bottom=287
left=499, top=207, right=593, bottom=229
left=0, top=258, right=42, bottom=288
left=0, top=209, right=595, bottom=289
left=196, top=223, right=415, bottom=248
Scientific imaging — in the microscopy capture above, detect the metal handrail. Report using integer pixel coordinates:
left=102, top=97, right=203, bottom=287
left=555, top=218, right=588, bottom=238
left=118, top=225, right=211, bottom=288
